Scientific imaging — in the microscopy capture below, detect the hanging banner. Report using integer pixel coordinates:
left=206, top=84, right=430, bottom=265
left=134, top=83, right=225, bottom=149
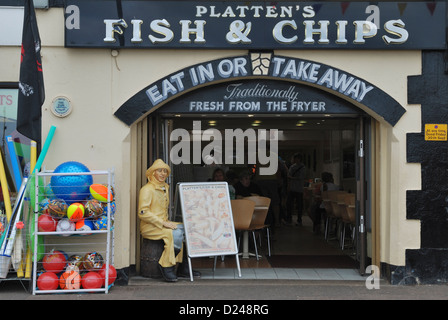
left=64, top=1, right=446, bottom=50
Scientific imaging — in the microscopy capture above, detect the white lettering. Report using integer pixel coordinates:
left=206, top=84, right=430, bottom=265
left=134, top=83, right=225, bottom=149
left=179, top=20, right=206, bottom=43
left=383, top=19, right=409, bottom=44
left=148, top=19, right=174, bottom=44
left=273, top=20, right=298, bottom=44
left=171, top=122, right=279, bottom=175
left=303, top=20, right=330, bottom=44
left=65, top=5, right=80, bottom=30
left=104, top=19, right=127, bottom=43
left=353, top=20, right=377, bottom=44
left=130, top=19, right=143, bottom=43
left=365, top=265, right=381, bottom=289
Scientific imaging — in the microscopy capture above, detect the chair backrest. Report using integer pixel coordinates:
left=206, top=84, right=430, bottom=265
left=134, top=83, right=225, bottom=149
left=330, top=191, right=347, bottom=218
left=243, top=196, right=271, bottom=227
left=346, top=206, right=356, bottom=224
left=230, top=199, right=255, bottom=230
left=344, top=193, right=356, bottom=224
left=243, top=196, right=271, bottom=208
left=344, top=193, right=356, bottom=206
left=250, top=206, right=270, bottom=227
left=321, top=191, right=334, bottom=216
left=338, top=194, right=350, bottom=222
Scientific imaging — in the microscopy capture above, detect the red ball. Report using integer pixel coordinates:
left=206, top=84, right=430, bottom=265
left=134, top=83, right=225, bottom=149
left=38, top=214, right=57, bottom=232
left=98, top=264, right=117, bottom=286
left=37, top=272, right=59, bottom=290
left=42, top=250, right=67, bottom=273
left=81, top=271, right=103, bottom=289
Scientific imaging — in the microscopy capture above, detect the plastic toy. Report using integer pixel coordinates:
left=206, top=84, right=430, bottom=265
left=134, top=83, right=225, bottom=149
left=56, top=218, right=75, bottom=235
left=93, top=215, right=108, bottom=230
left=38, top=214, right=57, bottom=232
left=83, top=251, right=104, bottom=270
left=67, top=202, right=85, bottom=221
left=46, top=199, right=68, bottom=219
left=90, top=184, right=114, bottom=202
left=66, top=255, right=83, bottom=271
left=50, top=161, right=93, bottom=203
left=98, top=264, right=117, bottom=286
left=59, top=270, right=81, bottom=290
left=42, top=250, right=67, bottom=273
left=75, top=218, right=94, bottom=234
left=37, top=272, right=59, bottom=290
left=81, top=271, right=103, bottom=289
left=84, top=199, right=103, bottom=219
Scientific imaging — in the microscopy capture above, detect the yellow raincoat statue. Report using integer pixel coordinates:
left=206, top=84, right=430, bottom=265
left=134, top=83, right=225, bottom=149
left=138, top=159, right=200, bottom=282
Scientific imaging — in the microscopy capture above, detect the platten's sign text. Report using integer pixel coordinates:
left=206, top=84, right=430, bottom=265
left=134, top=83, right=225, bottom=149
left=65, top=1, right=445, bottom=50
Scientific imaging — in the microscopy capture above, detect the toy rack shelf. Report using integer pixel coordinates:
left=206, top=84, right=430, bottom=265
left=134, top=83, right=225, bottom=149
left=31, top=169, right=115, bottom=295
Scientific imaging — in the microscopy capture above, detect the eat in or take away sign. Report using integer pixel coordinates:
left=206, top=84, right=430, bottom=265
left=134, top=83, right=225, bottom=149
left=64, top=1, right=446, bottom=50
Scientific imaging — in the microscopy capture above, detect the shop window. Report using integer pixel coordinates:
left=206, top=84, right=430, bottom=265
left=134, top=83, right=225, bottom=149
left=0, top=85, right=33, bottom=194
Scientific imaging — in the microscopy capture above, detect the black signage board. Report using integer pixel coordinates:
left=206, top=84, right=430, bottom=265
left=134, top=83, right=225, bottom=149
left=65, top=1, right=446, bottom=50
left=114, top=55, right=406, bottom=126
left=157, top=79, right=363, bottom=116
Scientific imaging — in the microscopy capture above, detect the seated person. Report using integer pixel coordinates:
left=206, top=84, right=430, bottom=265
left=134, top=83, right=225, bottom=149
left=212, top=167, right=236, bottom=199
left=234, top=170, right=263, bottom=199
left=138, top=159, right=200, bottom=282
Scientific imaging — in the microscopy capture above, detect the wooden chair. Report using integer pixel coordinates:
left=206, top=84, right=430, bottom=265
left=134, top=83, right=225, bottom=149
left=343, top=193, right=356, bottom=251
left=231, top=199, right=256, bottom=257
left=322, top=190, right=339, bottom=241
left=338, top=193, right=352, bottom=250
left=231, top=199, right=255, bottom=231
left=329, top=191, right=347, bottom=246
left=330, top=191, right=347, bottom=219
left=244, top=196, right=272, bottom=259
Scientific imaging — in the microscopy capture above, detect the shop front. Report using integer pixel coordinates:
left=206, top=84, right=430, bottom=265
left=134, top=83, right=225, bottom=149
left=1, top=0, right=447, bottom=285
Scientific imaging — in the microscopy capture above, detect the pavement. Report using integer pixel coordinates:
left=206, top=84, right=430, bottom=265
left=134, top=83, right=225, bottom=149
left=1, top=274, right=447, bottom=319
left=2, top=274, right=448, bottom=302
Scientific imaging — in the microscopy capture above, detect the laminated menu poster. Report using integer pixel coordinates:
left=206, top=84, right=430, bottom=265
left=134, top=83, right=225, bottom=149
left=178, top=182, right=238, bottom=258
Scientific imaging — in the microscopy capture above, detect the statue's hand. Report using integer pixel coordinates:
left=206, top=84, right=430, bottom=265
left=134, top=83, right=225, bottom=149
left=163, top=221, right=177, bottom=230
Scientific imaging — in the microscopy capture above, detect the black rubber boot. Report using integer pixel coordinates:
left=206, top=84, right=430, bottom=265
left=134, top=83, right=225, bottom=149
left=177, top=251, right=201, bottom=278
left=158, top=264, right=178, bottom=282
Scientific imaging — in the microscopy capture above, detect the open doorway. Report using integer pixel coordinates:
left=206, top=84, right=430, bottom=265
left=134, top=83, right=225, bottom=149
left=153, top=115, right=366, bottom=271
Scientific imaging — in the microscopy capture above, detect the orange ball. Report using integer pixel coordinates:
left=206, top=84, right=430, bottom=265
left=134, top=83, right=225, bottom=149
left=67, top=202, right=85, bottom=221
left=59, top=270, right=81, bottom=290
left=90, top=184, right=114, bottom=202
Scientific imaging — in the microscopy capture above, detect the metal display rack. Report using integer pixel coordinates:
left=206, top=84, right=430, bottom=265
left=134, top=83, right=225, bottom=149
left=31, top=169, right=115, bottom=295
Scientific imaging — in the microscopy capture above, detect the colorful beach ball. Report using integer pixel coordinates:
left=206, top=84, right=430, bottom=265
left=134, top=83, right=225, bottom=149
left=67, top=202, right=85, bottom=221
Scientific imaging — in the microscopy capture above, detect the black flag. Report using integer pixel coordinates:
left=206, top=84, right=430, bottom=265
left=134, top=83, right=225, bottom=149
left=17, top=0, right=45, bottom=148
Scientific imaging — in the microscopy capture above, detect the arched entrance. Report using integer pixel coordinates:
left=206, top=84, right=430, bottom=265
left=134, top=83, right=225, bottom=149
left=119, top=54, right=406, bottom=276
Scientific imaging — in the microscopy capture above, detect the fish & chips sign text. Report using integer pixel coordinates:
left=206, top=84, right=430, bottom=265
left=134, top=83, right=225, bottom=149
left=65, top=1, right=446, bottom=50
left=103, top=4, right=407, bottom=47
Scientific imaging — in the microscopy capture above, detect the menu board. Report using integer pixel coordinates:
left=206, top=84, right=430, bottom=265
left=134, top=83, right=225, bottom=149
left=178, top=182, right=238, bottom=258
